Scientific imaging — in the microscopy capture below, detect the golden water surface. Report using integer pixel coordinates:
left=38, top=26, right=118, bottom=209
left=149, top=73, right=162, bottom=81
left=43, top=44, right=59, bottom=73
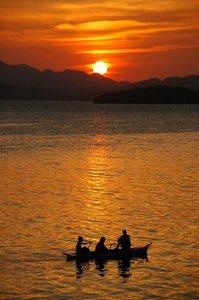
left=0, top=101, right=199, bottom=299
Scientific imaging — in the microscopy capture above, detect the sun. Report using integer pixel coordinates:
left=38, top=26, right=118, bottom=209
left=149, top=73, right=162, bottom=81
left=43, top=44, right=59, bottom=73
left=93, top=61, right=107, bottom=75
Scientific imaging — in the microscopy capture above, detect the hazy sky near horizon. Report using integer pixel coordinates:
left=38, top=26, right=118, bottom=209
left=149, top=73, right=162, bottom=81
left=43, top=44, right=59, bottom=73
left=1, top=0, right=199, bottom=82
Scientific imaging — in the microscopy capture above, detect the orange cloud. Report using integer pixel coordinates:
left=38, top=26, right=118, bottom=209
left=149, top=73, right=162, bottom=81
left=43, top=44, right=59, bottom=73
left=81, top=44, right=199, bottom=55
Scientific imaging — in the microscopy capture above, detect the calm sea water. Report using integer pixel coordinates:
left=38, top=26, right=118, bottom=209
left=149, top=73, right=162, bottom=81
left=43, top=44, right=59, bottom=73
left=0, top=100, right=199, bottom=299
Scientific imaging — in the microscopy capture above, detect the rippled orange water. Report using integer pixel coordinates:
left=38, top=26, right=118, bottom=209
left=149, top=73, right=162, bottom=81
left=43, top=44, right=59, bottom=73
left=0, top=101, right=199, bottom=299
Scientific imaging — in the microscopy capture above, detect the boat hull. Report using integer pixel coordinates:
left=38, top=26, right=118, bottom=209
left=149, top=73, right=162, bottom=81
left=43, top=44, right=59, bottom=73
left=63, top=243, right=152, bottom=261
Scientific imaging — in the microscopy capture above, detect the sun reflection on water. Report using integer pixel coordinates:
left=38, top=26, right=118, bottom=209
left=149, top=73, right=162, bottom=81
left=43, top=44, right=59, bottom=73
left=1, top=102, right=199, bottom=299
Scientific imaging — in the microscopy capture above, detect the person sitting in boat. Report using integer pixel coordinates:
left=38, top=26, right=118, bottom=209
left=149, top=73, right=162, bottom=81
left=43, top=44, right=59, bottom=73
left=76, top=236, right=91, bottom=254
left=117, top=230, right=131, bottom=251
left=95, top=237, right=109, bottom=253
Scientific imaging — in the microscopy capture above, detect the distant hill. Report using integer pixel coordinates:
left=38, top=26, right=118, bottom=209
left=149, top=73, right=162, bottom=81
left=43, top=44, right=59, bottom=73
left=0, top=61, right=198, bottom=101
left=125, top=75, right=199, bottom=91
left=0, top=84, right=65, bottom=101
left=0, top=61, right=129, bottom=101
left=94, top=85, right=199, bottom=104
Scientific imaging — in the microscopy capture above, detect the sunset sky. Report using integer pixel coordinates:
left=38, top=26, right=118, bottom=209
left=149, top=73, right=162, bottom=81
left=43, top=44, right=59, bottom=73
left=1, top=0, right=199, bottom=82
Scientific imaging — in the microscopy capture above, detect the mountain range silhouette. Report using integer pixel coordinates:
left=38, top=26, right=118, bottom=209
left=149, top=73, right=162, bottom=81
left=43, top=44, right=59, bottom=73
left=0, top=61, right=199, bottom=102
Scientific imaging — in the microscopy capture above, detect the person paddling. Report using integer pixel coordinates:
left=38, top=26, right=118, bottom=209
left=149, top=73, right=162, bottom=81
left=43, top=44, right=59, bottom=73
left=117, top=230, right=131, bottom=251
left=76, top=236, right=92, bottom=254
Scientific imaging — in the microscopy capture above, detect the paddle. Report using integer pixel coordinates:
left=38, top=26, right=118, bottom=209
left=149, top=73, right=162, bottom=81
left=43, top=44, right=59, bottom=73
left=63, top=241, right=92, bottom=256
left=108, top=243, right=117, bottom=250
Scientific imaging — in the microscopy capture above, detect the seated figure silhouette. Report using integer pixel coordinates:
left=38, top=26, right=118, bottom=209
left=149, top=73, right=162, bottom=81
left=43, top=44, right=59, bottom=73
left=95, top=237, right=109, bottom=253
left=76, top=236, right=91, bottom=254
left=117, top=230, right=131, bottom=251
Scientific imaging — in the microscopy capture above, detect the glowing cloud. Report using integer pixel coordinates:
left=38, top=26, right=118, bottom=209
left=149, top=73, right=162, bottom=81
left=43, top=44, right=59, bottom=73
left=0, top=0, right=199, bottom=81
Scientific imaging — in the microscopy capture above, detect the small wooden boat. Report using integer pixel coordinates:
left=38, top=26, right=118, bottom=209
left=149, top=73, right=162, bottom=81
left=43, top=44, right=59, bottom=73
left=63, top=243, right=152, bottom=261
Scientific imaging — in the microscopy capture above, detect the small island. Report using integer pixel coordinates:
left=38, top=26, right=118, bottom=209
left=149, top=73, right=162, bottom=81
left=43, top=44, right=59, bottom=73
left=93, top=85, right=199, bottom=104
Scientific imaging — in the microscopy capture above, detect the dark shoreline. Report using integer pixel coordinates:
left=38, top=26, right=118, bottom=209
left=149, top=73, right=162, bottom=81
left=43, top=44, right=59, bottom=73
left=94, top=85, right=199, bottom=104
